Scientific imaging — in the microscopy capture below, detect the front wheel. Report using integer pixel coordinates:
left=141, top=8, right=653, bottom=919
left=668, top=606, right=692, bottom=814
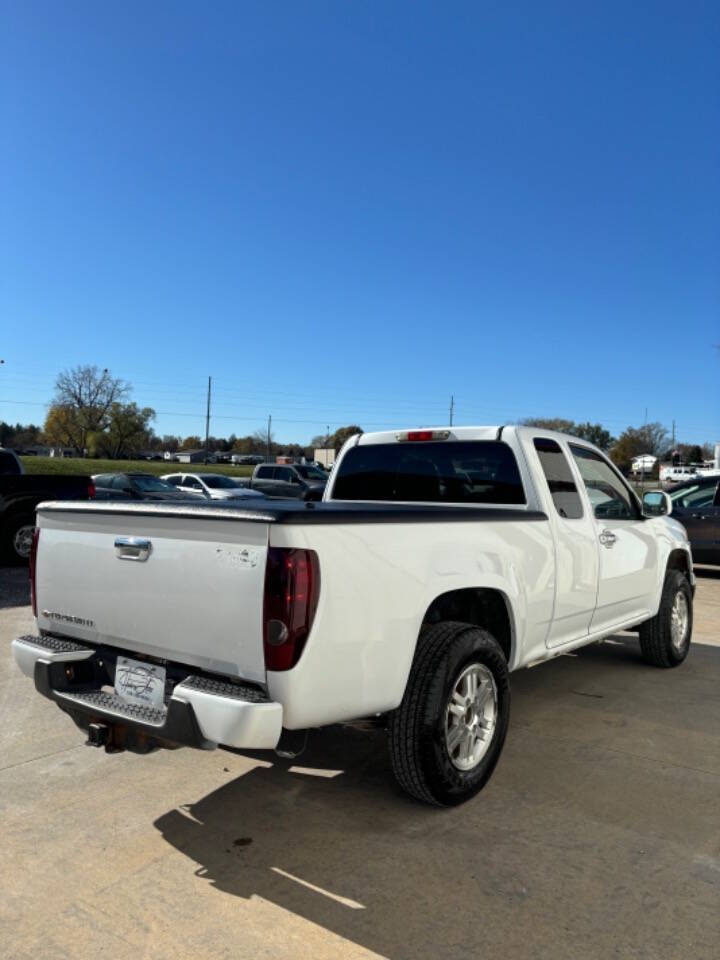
left=388, top=621, right=510, bottom=806
left=638, top=569, right=693, bottom=668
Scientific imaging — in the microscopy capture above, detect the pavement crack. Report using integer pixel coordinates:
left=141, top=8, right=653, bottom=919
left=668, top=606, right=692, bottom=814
left=0, top=742, right=83, bottom=773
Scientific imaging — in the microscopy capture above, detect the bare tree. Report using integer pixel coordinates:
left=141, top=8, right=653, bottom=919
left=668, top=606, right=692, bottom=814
left=52, top=365, right=130, bottom=453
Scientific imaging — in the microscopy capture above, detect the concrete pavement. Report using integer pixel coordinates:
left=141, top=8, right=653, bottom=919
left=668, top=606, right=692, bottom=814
left=1, top=566, right=718, bottom=960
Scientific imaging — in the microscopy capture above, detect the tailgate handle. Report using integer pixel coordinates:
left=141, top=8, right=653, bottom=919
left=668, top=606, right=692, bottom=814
left=114, top=536, right=152, bottom=561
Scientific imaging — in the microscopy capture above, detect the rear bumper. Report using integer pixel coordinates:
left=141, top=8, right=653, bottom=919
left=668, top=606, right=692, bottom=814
left=12, top=635, right=283, bottom=751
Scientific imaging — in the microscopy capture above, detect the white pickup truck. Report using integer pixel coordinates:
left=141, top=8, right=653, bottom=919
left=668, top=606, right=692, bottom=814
left=13, top=426, right=694, bottom=806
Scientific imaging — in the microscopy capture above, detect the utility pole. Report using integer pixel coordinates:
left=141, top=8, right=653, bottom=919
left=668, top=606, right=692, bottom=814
left=449, top=395, right=454, bottom=426
left=204, top=376, right=212, bottom=463
left=671, top=420, right=676, bottom=448
left=266, top=414, right=272, bottom=462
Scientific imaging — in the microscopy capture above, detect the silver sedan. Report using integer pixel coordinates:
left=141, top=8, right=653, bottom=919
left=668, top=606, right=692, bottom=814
left=161, top=473, right=264, bottom=501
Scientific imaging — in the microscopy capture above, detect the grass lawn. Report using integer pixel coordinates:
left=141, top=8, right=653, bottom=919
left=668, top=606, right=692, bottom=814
left=21, top=456, right=254, bottom=478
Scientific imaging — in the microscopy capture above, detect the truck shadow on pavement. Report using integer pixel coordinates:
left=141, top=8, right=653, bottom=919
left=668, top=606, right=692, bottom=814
left=0, top=566, right=30, bottom=610
left=154, top=635, right=720, bottom=960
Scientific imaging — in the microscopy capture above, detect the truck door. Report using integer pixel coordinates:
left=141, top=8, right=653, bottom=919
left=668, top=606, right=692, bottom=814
left=568, top=444, right=658, bottom=633
left=531, top=438, right=599, bottom=647
left=274, top=467, right=300, bottom=497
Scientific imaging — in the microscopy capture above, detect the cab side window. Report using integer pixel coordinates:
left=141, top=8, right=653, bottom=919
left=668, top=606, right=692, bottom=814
left=569, top=445, right=638, bottom=520
left=533, top=438, right=583, bottom=519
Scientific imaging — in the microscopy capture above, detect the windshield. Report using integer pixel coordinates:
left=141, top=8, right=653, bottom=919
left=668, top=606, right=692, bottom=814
left=200, top=475, right=238, bottom=489
left=295, top=466, right=327, bottom=481
left=332, top=441, right=526, bottom=504
left=131, top=475, right=175, bottom=492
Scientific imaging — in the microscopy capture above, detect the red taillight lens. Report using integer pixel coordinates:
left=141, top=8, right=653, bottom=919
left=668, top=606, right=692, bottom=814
left=88, top=481, right=96, bottom=499
left=396, top=429, right=451, bottom=442
left=29, top=528, right=40, bottom=618
left=263, top=547, right=320, bottom=671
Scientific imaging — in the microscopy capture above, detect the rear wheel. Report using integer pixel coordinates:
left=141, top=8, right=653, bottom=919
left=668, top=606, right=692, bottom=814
left=388, top=621, right=510, bottom=806
left=638, top=569, right=693, bottom=668
left=4, top=514, right=35, bottom=565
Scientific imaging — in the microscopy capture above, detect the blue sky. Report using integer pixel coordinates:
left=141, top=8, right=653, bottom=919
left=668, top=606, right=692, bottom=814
left=1, top=1, right=718, bottom=445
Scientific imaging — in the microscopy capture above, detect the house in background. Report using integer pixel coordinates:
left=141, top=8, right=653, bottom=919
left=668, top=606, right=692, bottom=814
left=174, top=448, right=216, bottom=464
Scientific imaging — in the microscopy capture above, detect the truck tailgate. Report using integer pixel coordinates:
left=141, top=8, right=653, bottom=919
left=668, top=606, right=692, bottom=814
left=35, top=505, right=271, bottom=683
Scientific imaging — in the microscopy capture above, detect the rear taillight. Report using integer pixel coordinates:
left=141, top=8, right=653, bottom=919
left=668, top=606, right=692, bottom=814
left=29, top=528, right=40, bottom=618
left=263, top=547, right=320, bottom=671
left=88, top=480, right=96, bottom=499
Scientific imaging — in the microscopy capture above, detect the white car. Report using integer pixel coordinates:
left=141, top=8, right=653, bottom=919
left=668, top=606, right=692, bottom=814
left=161, top=472, right=264, bottom=501
left=660, top=465, right=701, bottom=484
left=15, top=426, right=693, bottom=806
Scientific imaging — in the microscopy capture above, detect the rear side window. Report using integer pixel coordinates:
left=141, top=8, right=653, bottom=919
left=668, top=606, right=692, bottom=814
left=256, top=466, right=274, bottom=479
left=670, top=483, right=718, bottom=509
left=533, top=438, right=583, bottom=519
left=0, top=450, right=21, bottom=474
left=332, top=441, right=526, bottom=504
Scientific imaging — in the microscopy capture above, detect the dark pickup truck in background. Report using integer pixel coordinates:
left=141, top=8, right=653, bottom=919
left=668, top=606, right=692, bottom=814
left=0, top=448, right=93, bottom=563
left=238, top=462, right=328, bottom=499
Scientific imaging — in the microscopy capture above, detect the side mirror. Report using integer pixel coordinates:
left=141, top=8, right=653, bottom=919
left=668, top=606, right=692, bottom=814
left=643, top=490, right=672, bottom=517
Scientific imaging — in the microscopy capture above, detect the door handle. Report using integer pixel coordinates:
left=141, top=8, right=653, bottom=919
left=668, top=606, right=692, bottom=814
left=598, top=529, right=617, bottom=548
left=691, top=513, right=709, bottom=520
left=114, top=536, right=152, bottom=561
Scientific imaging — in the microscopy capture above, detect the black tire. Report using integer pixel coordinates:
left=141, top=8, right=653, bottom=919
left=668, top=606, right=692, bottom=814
left=388, top=621, right=510, bottom=806
left=638, top=569, right=693, bottom=668
left=3, top=513, right=36, bottom=566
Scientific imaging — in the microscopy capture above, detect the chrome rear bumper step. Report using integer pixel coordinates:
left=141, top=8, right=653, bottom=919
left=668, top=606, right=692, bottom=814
left=12, top=635, right=283, bottom=752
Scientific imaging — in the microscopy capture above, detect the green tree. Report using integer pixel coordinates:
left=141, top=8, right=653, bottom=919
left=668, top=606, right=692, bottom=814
left=329, top=425, right=363, bottom=450
left=572, top=422, right=615, bottom=450
left=104, top=403, right=156, bottom=458
left=0, top=421, right=44, bottom=448
left=520, top=418, right=615, bottom=450
left=610, top=423, right=670, bottom=469
left=520, top=417, right=577, bottom=434
left=231, top=435, right=257, bottom=454
left=181, top=435, right=202, bottom=450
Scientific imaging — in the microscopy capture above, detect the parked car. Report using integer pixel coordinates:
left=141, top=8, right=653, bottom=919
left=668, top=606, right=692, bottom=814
left=161, top=473, right=264, bottom=501
left=14, top=426, right=693, bottom=806
left=246, top=462, right=327, bottom=499
left=660, top=465, right=701, bottom=484
left=668, top=476, right=720, bottom=564
left=0, top=447, right=93, bottom=563
left=92, top=473, right=197, bottom=501
left=230, top=454, right=264, bottom=465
